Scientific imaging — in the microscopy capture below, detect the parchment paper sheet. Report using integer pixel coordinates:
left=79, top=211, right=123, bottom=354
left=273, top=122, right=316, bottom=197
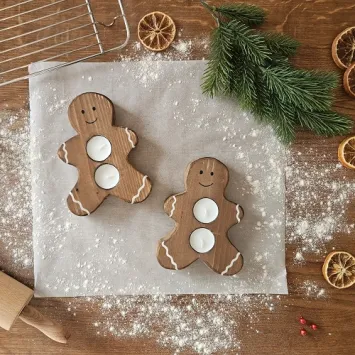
left=29, top=60, right=287, bottom=297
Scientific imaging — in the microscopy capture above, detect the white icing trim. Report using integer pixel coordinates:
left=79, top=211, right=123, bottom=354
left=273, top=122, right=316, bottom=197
left=221, top=252, right=240, bottom=275
left=69, top=192, right=90, bottom=215
left=236, top=204, right=241, bottom=223
left=62, top=143, right=69, bottom=163
left=169, top=195, right=177, bottom=217
left=162, top=241, right=178, bottom=270
left=131, top=175, right=147, bottom=204
left=125, top=127, right=135, bottom=148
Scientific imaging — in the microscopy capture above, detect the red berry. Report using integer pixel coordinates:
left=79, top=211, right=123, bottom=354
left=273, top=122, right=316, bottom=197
left=311, top=324, right=318, bottom=330
left=300, top=329, right=307, bottom=336
left=299, top=317, right=307, bottom=325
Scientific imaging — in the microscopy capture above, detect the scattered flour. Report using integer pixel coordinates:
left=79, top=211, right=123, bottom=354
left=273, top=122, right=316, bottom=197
left=1, top=35, right=353, bottom=354
left=0, top=111, right=33, bottom=271
left=286, top=148, right=355, bottom=258
left=81, top=294, right=279, bottom=355
left=294, top=250, right=305, bottom=264
left=173, top=39, right=193, bottom=54
left=300, top=281, right=326, bottom=299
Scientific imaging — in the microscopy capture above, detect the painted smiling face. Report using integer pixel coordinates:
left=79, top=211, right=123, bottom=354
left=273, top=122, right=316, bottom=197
left=185, top=157, right=229, bottom=191
left=68, top=92, right=114, bottom=133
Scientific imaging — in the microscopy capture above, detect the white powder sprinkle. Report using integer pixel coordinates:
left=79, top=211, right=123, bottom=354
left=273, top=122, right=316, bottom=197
left=81, top=294, right=278, bottom=355
left=1, top=36, right=350, bottom=355
left=0, top=111, right=33, bottom=271
left=286, top=147, right=355, bottom=256
left=300, top=281, right=326, bottom=299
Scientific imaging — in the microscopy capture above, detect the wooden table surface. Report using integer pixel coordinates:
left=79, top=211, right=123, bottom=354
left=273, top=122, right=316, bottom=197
left=1, top=0, right=355, bottom=354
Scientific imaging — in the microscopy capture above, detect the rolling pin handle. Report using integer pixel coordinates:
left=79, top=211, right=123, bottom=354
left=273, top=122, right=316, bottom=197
left=19, top=305, right=70, bottom=344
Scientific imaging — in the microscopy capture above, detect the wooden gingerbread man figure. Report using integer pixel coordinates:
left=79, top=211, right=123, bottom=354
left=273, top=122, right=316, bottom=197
left=58, top=92, right=152, bottom=216
left=157, top=157, right=244, bottom=276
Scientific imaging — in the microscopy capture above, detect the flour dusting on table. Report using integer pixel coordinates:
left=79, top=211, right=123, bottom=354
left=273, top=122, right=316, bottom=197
left=77, top=294, right=279, bottom=355
left=1, top=37, right=355, bottom=355
left=0, top=111, right=32, bottom=269
left=286, top=147, right=355, bottom=259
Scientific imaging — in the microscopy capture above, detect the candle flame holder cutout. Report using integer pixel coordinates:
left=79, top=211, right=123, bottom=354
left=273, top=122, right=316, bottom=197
left=0, top=0, right=130, bottom=87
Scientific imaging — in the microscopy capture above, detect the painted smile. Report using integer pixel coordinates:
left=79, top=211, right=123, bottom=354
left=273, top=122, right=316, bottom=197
left=86, top=118, right=98, bottom=124
left=199, top=182, right=213, bottom=187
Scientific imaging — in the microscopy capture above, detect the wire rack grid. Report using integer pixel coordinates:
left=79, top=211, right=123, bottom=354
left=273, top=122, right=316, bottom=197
left=0, top=0, right=130, bottom=87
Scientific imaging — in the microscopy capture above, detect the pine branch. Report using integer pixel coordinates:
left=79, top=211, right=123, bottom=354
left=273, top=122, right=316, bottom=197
left=256, top=84, right=297, bottom=143
left=251, top=72, right=272, bottom=120
left=212, top=3, right=266, bottom=26
left=296, top=110, right=352, bottom=136
left=200, top=1, right=353, bottom=143
left=271, top=110, right=296, bottom=144
left=261, top=66, right=338, bottom=112
left=262, top=32, right=299, bottom=57
left=229, top=52, right=258, bottom=107
left=201, top=23, right=235, bottom=97
left=230, top=20, right=271, bottom=65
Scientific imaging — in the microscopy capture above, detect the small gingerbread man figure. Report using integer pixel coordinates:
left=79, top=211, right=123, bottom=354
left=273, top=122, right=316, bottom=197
left=58, top=92, right=152, bottom=216
left=157, top=157, right=244, bottom=276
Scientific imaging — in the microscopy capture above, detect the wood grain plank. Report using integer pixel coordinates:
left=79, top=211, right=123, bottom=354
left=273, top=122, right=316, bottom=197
left=1, top=0, right=355, bottom=354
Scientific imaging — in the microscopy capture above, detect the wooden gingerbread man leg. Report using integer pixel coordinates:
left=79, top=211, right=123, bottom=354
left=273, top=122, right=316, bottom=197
left=111, top=164, right=152, bottom=204
left=202, top=239, right=243, bottom=276
left=67, top=182, right=108, bottom=216
left=157, top=230, right=198, bottom=270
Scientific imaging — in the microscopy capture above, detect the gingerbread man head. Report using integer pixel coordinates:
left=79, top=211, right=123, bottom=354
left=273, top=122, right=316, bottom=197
left=185, top=157, right=229, bottom=193
left=68, top=92, right=114, bottom=134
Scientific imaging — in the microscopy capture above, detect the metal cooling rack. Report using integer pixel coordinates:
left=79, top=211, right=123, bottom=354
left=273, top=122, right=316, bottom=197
left=0, top=0, right=130, bottom=87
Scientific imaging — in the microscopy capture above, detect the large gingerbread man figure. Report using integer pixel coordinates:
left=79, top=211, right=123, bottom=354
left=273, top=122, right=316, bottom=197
left=157, top=157, right=244, bottom=276
left=58, top=92, right=152, bottom=216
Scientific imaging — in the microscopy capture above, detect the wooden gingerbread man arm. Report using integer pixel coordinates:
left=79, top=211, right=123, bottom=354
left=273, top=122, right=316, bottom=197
left=163, top=192, right=185, bottom=221
left=115, top=126, right=138, bottom=154
left=225, top=199, right=244, bottom=228
left=57, top=135, right=82, bottom=166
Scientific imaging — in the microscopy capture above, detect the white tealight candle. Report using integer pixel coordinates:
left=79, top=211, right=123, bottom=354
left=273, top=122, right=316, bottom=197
left=86, top=135, right=112, bottom=162
left=193, top=198, right=219, bottom=224
left=189, top=228, right=215, bottom=253
left=95, top=164, right=120, bottom=190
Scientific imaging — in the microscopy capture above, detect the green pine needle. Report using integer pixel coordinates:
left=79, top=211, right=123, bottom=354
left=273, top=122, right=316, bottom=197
left=256, top=87, right=297, bottom=143
left=296, top=110, right=352, bottom=136
left=262, top=32, right=299, bottom=57
left=261, top=66, right=338, bottom=112
left=230, top=20, right=271, bottom=65
left=201, top=1, right=352, bottom=143
left=201, top=23, right=235, bottom=97
left=212, top=3, right=266, bottom=26
left=231, top=57, right=258, bottom=108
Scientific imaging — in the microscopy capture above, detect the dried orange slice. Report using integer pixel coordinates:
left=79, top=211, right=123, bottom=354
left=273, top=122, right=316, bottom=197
left=332, top=27, right=355, bottom=69
left=322, top=251, right=355, bottom=289
left=343, top=63, right=355, bottom=98
left=138, top=11, right=176, bottom=52
left=338, top=136, right=355, bottom=169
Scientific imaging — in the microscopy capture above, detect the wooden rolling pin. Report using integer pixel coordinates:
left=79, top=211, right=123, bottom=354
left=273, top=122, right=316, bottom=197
left=0, top=271, right=69, bottom=343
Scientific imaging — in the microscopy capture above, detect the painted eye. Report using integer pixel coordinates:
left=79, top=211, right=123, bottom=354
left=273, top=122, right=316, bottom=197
left=92, top=107, right=96, bottom=111
left=200, top=170, right=203, bottom=174
left=210, top=172, right=214, bottom=176
left=81, top=110, right=85, bottom=114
